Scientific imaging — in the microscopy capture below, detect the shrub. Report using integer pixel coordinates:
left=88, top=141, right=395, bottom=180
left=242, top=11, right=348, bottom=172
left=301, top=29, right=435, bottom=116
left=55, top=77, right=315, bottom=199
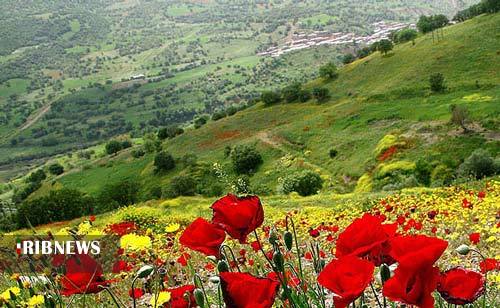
left=261, top=91, right=281, bottom=106
left=158, top=125, right=184, bottom=140
left=312, top=87, right=330, bottom=102
left=319, top=62, right=339, bottom=80
left=96, top=180, right=139, bottom=213
left=17, top=189, right=93, bottom=227
left=429, top=73, right=446, bottom=93
left=224, top=145, right=232, bottom=158
left=154, top=151, right=175, bottom=173
left=194, top=116, right=208, bottom=129
left=342, top=54, right=355, bottom=64
left=48, top=163, right=64, bottom=175
left=395, top=28, right=417, bottom=43
left=298, top=89, right=312, bottom=102
left=121, top=140, right=132, bottom=149
left=106, top=140, right=123, bottom=155
left=377, top=39, right=393, bottom=55
left=165, top=175, right=197, bottom=198
left=131, top=148, right=145, bottom=158
left=329, top=149, right=338, bottom=159
left=283, top=170, right=323, bottom=196
left=377, top=161, right=416, bottom=178
left=415, top=159, right=432, bottom=186
left=231, top=145, right=263, bottom=174
left=27, top=169, right=46, bottom=183
left=355, top=173, right=373, bottom=193
left=212, top=110, right=227, bottom=121
left=450, top=104, right=470, bottom=133
left=282, top=82, right=302, bottom=103
left=431, top=164, right=454, bottom=186
left=457, top=149, right=496, bottom=179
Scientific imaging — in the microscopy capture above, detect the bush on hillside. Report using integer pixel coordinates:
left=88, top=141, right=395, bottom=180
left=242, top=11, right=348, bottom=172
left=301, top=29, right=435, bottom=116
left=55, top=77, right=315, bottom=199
left=212, top=110, right=227, bottom=121
left=261, top=91, right=282, bottom=106
left=319, top=62, right=339, bottom=80
left=165, top=175, right=197, bottom=198
left=158, top=125, right=184, bottom=140
left=154, top=151, right=175, bottom=173
left=194, top=116, right=208, bottom=129
left=121, top=140, right=132, bottom=149
left=17, top=189, right=93, bottom=227
left=131, top=148, right=145, bottom=158
left=282, top=82, right=302, bottom=103
left=429, top=73, right=446, bottom=93
left=329, top=148, right=338, bottom=159
left=431, top=164, right=455, bottom=186
left=394, top=28, right=417, bottom=43
left=231, top=144, right=263, bottom=175
left=415, top=159, right=432, bottom=186
left=342, top=54, right=355, bottom=64
left=457, top=149, right=497, bottom=179
left=48, top=163, right=64, bottom=175
left=283, top=170, right=323, bottom=196
left=298, top=89, right=312, bottom=102
left=27, top=169, right=46, bottom=183
left=377, top=39, right=393, bottom=55
left=106, top=140, right=123, bottom=155
left=312, top=87, right=330, bottom=102
left=96, top=180, right=139, bottom=213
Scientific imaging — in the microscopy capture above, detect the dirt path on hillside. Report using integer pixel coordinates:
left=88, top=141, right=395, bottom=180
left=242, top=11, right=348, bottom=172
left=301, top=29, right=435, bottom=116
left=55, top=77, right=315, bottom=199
left=20, top=103, right=51, bottom=131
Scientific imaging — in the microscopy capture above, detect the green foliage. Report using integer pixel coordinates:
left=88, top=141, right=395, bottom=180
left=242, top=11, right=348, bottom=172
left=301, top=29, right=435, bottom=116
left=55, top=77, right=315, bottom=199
left=377, top=161, right=416, bottom=178
left=131, top=148, right=146, bottom=158
left=454, top=0, right=500, bottom=21
left=165, top=174, right=197, bottom=198
left=48, top=163, right=64, bottom=175
left=417, top=14, right=449, bottom=33
left=261, top=91, right=282, bottom=106
left=415, top=159, right=432, bottom=186
left=96, top=180, right=139, bottom=213
left=283, top=170, right=323, bottom=196
left=319, top=62, right=339, bottom=80
left=194, top=116, right=208, bottom=129
left=17, top=189, right=93, bottom=227
left=230, top=144, right=263, bottom=175
left=429, top=73, right=446, bottom=92
left=373, top=135, right=404, bottom=157
left=457, top=149, right=497, bottom=179
left=342, top=54, right=355, bottom=64
left=106, top=140, right=123, bottom=155
left=431, top=164, right=455, bottom=186
left=312, top=87, right=330, bottom=102
left=282, top=82, right=302, bottom=103
left=121, top=140, right=132, bottom=149
left=329, top=148, right=338, bottom=159
left=212, top=110, right=227, bottom=121
left=450, top=104, right=469, bottom=132
left=297, top=89, right=312, bottom=102
left=27, top=169, right=46, bottom=183
left=154, top=151, right=175, bottom=173
left=158, top=125, right=184, bottom=140
left=394, top=29, right=418, bottom=43
left=377, top=39, right=394, bottom=55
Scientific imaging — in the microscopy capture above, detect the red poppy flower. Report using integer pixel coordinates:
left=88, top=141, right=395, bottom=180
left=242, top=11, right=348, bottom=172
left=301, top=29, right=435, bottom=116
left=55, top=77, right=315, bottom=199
left=250, top=241, right=261, bottom=252
left=388, top=235, right=448, bottom=269
left=309, top=229, right=320, bottom=238
left=105, top=221, right=137, bottom=236
left=164, top=285, right=196, bottom=308
left=177, top=253, right=191, bottom=267
left=383, top=265, right=440, bottom=308
left=336, top=214, right=396, bottom=266
left=128, top=288, right=144, bottom=299
left=60, top=254, right=109, bottom=296
left=317, top=256, right=374, bottom=308
left=112, top=260, right=133, bottom=273
left=437, top=268, right=485, bottom=305
left=179, top=218, right=226, bottom=257
left=479, top=258, right=499, bottom=273
left=219, top=272, right=279, bottom=308
left=469, top=232, right=480, bottom=244
left=211, top=194, right=264, bottom=243
left=477, top=191, right=486, bottom=199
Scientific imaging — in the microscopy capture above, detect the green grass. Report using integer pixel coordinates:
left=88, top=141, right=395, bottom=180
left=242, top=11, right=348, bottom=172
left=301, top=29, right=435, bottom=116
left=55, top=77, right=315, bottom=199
left=13, top=13, right=500, bottom=198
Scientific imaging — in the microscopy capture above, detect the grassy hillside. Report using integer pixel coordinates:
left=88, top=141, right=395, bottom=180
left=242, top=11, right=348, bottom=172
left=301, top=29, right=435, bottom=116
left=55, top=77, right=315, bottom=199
left=29, top=13, right=500, bottom=200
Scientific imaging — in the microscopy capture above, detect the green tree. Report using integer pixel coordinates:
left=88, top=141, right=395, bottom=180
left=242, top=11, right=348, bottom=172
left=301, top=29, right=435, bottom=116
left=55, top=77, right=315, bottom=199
left=396, top=29, right=418, bottom=43
left=97, top=180, right=139, bottom=213
left=27, top=169, right=46, bottom=183
left=458, top=149, right=497, bottom=179
left=377, top=39, right=393, bottom=55
left=261, top=91, right=282, bottom=106
left=165, top=175, right=197, bottom=198
left=283, top=170, right=323, bottom=196
left=106, top=140, right=123, bottom=155
left=342, top=54, right=355, bottom=64
left=231, top=145, right=263, bottom=174
left=154, top=151, right=175, bottom=173
left=429, top=73, right=446, bottom=93
left=450, top=104, right=470, bottom=133
left=319, top=62, right=339, bottom=80
left=158, top=125, right=184, bottom=139
left=48, top=163, right=64, bottom=175
left=282, top=82, right=302, bottom=103
left=312, top=87, right=330, bottom=102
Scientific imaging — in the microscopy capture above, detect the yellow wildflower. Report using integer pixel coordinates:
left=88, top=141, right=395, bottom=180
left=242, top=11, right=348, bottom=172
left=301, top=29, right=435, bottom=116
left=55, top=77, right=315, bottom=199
left=165, top=223, right=180, bottom=233
left=120, top=234, right=152, bottom=251
left=0, top=287, right=21, bottom=301
left=27, top=294, right=45, bottom=307
left=150, top=291, right=171, bottom=307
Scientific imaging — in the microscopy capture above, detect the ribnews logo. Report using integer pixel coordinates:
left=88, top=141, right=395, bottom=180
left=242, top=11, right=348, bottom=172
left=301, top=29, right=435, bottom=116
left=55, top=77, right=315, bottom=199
left=15, top=240, right=101, bottom=256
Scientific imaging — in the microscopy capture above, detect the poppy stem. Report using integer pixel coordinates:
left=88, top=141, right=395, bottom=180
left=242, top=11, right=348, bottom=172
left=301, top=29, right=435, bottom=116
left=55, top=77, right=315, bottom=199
left=370, top=283, right=383, bottom=308
left=220, top=244, right=241, bottom=272
left=131, top=276, right=138, bottom=308
left=102, top=287, right=123, bottom=307
left=286, top=216, right=305, bottom=281
left=194, top=274, right=210, bottom=307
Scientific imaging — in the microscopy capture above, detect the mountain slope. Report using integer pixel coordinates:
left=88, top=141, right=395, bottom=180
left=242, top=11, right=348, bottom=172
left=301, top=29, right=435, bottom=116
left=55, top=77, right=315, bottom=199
left=31, top=13, right=500, bottom=199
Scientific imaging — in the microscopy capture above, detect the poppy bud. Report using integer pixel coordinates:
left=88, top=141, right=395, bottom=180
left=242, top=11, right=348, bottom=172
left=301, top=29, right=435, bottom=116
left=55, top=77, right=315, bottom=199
left=273, top=251, right=284, bottom=272
left=380, top=263, right=391, bottom=284
left=193, top=288, right=204, bottom=307
left=455, top=244, right=470, bottom=255
left=284, top=231, right=293, bottom=251
left=217, top=260, right=229, bottom=273
left=136, top=265, right=154, bottom=278
left=209, top=276, right=220, bottom=284
left=269, top=229, right=278, bottom=245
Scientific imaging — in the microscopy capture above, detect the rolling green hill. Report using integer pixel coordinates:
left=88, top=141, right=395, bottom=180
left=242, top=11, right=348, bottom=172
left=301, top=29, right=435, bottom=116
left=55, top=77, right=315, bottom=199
left=17, top=13, right=500, bottom=202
